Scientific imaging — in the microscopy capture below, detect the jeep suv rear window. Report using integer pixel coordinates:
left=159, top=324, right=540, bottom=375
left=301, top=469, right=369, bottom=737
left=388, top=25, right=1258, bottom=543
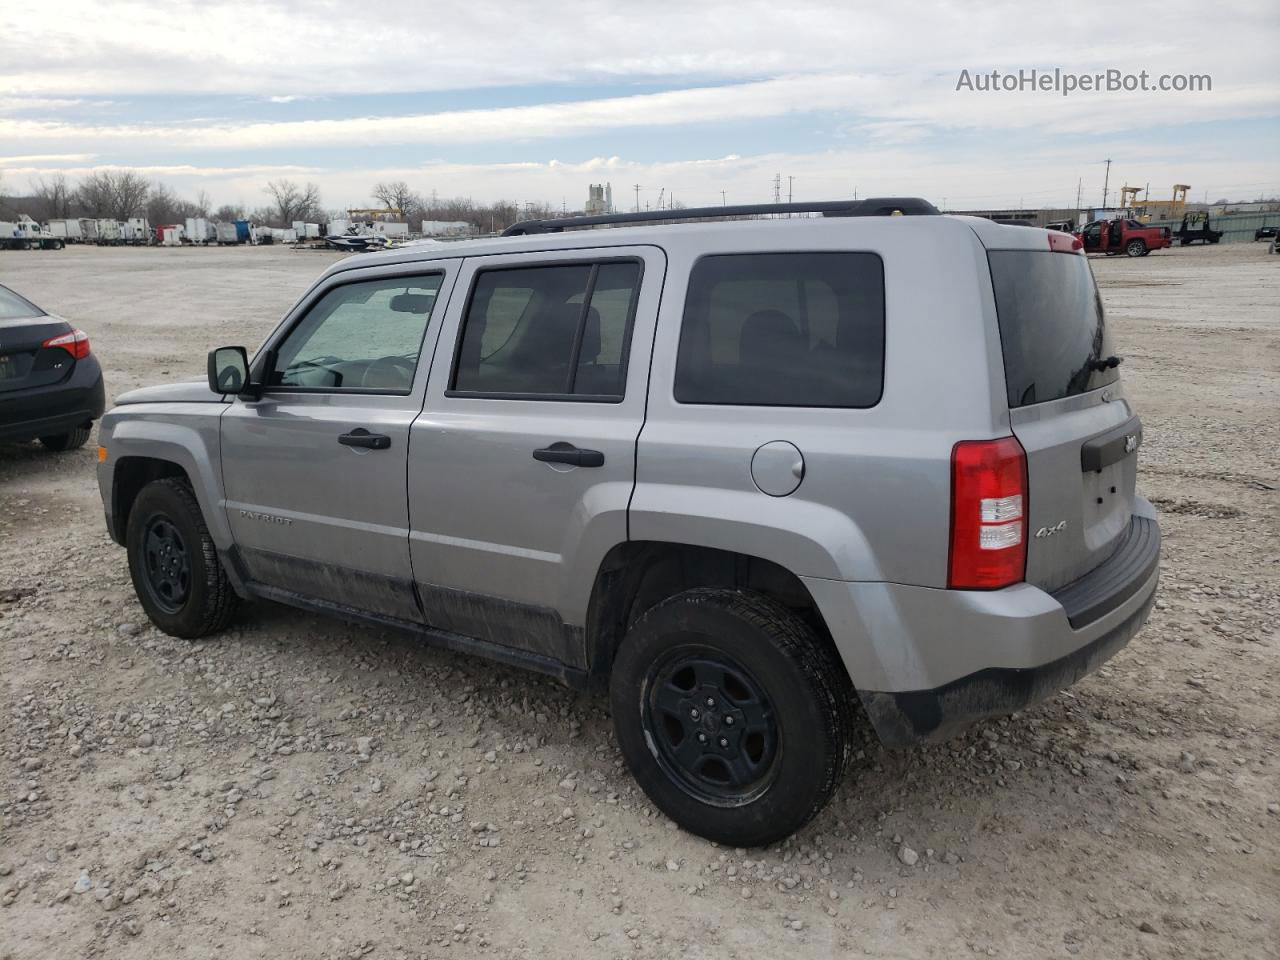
left=675, top=252, right=885, bottom=407
left=988, top=250, right=1119, bottom=408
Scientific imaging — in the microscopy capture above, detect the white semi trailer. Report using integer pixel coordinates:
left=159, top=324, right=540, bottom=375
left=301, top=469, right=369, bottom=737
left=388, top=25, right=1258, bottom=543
left=45, top=219, right=84, bottom=242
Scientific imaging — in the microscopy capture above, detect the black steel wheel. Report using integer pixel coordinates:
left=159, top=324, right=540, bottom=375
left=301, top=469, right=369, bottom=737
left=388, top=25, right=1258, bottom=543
left=643, top=647, right=781, bottom=806
left=611, top=587, right=857, bottom=847
left=126, top=478, right=238, bottom=637
left=140, top=516, right=191, bottom=614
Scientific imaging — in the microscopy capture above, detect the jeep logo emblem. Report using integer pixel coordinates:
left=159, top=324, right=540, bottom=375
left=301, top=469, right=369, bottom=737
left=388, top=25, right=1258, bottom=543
left=1035, top=520, right=1067, bottom=538
left=1124, top=433, right=1138, bottom=454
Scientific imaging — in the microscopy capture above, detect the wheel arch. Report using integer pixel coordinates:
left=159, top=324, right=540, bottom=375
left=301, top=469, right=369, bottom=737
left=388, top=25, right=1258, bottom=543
left=103, top=417, right=229, bottom=548
left=111, top=456, right=192, bottom=545
left=583, top=540, right=845, bottom=685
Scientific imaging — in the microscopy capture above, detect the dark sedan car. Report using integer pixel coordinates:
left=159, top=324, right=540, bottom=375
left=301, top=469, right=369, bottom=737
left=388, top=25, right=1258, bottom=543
left=0, top=283, right=104, bottom=451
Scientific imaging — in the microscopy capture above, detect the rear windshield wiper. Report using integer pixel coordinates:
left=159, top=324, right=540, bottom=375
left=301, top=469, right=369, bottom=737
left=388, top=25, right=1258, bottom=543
left=1088, top=355, right=1123, bottom=372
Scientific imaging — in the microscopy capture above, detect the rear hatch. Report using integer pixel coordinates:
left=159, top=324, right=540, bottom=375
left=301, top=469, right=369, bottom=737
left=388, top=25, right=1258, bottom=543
left=0, top=289, right=75, bottom=393
left=987, top=247, right=1138, bottom=592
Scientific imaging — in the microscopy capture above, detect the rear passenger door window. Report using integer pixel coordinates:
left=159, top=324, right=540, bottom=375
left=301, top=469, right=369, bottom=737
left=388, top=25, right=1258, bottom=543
left=675, top=253, right=885, bottom=407
left=450, top=260, right=642, bottom=400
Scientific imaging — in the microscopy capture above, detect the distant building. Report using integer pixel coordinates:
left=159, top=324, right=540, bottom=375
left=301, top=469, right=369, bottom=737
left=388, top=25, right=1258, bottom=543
left=585, top=183, right=613, bottom=216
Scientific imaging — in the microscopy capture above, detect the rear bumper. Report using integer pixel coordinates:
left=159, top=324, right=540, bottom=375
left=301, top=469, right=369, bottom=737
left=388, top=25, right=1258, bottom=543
left=0, top=356, right=105, bottom=443
left=804, top=500, right=1161, bottom=747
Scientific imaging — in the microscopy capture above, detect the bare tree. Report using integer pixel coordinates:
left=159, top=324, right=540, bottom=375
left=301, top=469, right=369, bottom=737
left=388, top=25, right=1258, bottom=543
left=263, top=179, right=322, bottom=226
left=30, top=174, right=75, bottom=220
left=214, top=204, right=245, bottom=222
left=146, top=181, right=185, bottom=225
left=194, top=189, right=211, bottom=217
left=371, top=180, right=422, bottom=220
left=77, top=170, right=151, bottom=219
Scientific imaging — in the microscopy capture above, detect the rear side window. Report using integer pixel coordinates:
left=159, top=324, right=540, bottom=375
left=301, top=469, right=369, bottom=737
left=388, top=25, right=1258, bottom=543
left=0, top=285, right=40, bottom=320
left=988, top=251, right=1118, bottom=408
left=452, top=260, right=642, bottom=399
left=675, top=253, right=885, bottom=407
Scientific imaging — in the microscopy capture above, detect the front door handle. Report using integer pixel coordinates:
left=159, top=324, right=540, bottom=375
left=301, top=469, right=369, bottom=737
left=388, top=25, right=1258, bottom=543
left=533, top=442, right=604, bottom=468
left=339, top=428, right=391, bottom=450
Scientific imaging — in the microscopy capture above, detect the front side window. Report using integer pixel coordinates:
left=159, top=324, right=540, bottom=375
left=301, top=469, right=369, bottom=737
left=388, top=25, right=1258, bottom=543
left=270, top=274, right=443, bottom=393
left=675, top=252, right=885, bottom=407
left=452, top=260, right=642, bottom=399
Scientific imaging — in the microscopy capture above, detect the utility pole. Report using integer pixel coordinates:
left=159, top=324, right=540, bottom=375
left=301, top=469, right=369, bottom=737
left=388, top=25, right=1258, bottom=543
left=720, top=190, right=726, bottom=206
left=633, top=184, right=641, bottom=213
left=1075, top=178, right=1082, bottom=214
left=772, top=174, right=781, bottom=203
left=1101, top=159, right=1112, bottom=209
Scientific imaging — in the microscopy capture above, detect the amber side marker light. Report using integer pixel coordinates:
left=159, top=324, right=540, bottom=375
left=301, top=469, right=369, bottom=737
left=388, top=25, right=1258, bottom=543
left=97, top=446, right=108, bottom=463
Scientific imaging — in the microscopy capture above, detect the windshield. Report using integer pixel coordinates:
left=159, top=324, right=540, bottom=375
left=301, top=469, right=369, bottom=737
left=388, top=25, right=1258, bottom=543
left=988, top=250, right=1119, bottom=408
left=0, top=285, right=42, bottom=320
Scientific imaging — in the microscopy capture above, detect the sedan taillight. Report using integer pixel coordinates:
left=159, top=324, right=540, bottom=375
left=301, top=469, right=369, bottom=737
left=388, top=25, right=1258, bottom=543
left=42, top=329, right=91, bottom=359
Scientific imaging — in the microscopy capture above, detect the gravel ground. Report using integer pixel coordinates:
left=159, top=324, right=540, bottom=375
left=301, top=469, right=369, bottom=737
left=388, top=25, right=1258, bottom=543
left=2, top=242, right=1277, bottom=960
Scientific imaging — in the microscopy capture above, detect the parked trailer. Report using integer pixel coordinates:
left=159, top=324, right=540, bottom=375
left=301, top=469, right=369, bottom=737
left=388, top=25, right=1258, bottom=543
left=184, top=218, right=215, bottom=244
left=158, top=225, right=184, bottom=246
left=95, top=219, right=122, bottom=245
left=327, top=219, right=351, bottom=237
left=373, top=221, right=409, bottom=239
left=215, top=221, right=239, bottom=245
left=125, top=217, right=151, bottom=245
left=46, top=219, right=84, bottom=242
left=78, top=218, right=99, bottom=243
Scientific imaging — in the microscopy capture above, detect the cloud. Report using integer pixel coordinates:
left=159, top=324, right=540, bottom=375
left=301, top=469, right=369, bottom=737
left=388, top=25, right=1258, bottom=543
left=0, top=153, right=97, bottom=166
left=4, top=71, right=1276, bottom=155
left=3, top=0, right=1276, bottom=97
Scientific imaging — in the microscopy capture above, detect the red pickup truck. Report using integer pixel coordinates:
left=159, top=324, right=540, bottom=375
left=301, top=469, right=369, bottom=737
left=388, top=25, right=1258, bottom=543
left=1077, top=219, right=1172, bottom=257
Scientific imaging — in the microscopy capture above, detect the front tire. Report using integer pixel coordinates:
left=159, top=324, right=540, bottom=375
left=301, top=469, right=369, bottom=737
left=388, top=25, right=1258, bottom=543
left=610, top=588, right=855, bottom=847
left=38, top=425, right=91, bottom=451
left=126, top=478, right=238, bottom=638
left=1126, top=239, right=1146, bottom=257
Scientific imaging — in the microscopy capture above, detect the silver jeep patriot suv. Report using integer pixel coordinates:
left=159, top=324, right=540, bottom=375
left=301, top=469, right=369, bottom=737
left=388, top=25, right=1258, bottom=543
left=96, top=198, right=1160, bottom=846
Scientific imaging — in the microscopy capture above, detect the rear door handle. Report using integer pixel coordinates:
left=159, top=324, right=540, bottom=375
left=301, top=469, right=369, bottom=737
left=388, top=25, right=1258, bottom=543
left=533, top=442, right=604, bottom=468
left=338, top=428, right=391, bottom=450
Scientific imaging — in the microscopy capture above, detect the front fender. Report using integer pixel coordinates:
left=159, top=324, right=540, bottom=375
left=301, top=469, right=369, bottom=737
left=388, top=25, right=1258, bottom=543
left=98, top=406, right=229, bottom=547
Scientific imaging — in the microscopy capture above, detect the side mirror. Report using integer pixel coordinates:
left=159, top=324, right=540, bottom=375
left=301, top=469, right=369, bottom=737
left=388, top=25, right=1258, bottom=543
left=208, top=346, right=249, bottom=395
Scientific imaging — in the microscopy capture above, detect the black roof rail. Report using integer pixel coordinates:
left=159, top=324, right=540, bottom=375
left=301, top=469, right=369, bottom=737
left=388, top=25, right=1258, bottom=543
left=502, top=197, right=939, bottom=236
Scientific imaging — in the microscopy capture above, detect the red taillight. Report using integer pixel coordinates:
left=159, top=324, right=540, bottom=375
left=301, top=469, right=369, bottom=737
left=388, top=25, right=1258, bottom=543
left=948, top=437, right=1028, bottom=589
left=1047, top=231, right=1083, bottom=253
left=42, top=329, right=91, bottom=359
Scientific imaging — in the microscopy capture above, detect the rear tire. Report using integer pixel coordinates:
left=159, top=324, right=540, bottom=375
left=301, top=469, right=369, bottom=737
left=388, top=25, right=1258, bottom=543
left=38, top=425, right=91, bottom=451
left=126, top=478, right=238, bottom=638
left=610, top=587, right=855, bottom=847
left=1126, top=239, right=1146, bottom=257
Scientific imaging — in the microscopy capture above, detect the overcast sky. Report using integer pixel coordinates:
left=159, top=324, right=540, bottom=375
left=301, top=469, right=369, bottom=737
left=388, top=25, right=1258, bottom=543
left=2, top=0, right=1277, bottom=213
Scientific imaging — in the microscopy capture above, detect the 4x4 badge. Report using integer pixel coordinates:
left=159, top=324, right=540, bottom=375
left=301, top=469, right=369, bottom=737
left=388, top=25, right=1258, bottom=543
left=1035, top=521, right=1067, bottom=538
left=1125, top=433, right=1138, bottom=453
